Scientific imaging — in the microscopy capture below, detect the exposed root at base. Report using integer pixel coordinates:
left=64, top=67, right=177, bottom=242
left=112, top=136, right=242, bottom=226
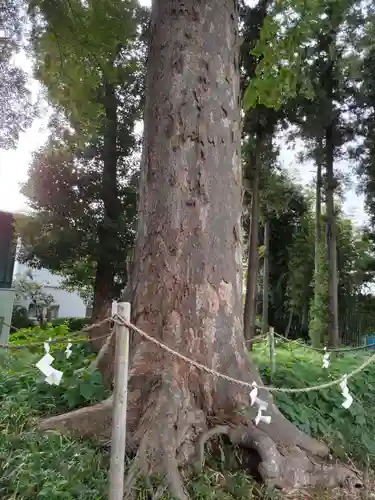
left=37, top=391, right=363, bottom=500
left=38, top=397, right=114, bottom=444
left=194, top=424, right=231, bottom=472
left=123, top=379, right=206, bottom=500
left=124, top=437, right=191, bottom=500
left=228, top=425, right=363, bottom=491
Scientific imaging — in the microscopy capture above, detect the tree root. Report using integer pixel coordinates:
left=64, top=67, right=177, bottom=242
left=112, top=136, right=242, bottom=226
left=37, top=380, right=362, bottom=499
left=228, top=424, right=362, bottom=491
left=124, top=384, right=205, bottom=498
left=193, top=425, right=231, bottom=473
left=190, top=422, right=363, bottom=493
left=38, top=397, right=114, bottom=444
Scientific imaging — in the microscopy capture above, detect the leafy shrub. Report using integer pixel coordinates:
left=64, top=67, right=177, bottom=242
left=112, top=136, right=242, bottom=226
left=1, top=337, right=108, bottom=424
left=11, top=305, right=34, bottom=330
left=1, top=333, right=374, bottom=498
left=10, top=323, right=71, bottom=343
left=0, top=334, right=265, bottom=499
left=51, top=317, right=91, bottom=332
left=253, top=341, right=375, bottom=466
left=8, top=323, right=95, bottom=361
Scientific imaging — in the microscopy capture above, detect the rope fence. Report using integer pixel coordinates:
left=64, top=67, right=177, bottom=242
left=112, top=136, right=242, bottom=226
left=2, top=304, right=375, bottom=498
left=112, top=315, right=375, bottom=394
left=272, top=331, right=375, bottom=353
left=2, top=314, right=375, bottom=394
left=245, top=328, right=375, bottom=353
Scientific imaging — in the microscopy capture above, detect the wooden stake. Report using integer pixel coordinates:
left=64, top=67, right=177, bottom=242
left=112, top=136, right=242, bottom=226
left=268, top=326, right=276, bottom=379
left=109, top=302, right=131, bottom=500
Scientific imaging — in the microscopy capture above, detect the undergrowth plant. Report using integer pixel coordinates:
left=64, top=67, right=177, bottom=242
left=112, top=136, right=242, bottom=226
left=253, top=342, right=375, bottom=467
left=0, top=327, right=374, bottom=498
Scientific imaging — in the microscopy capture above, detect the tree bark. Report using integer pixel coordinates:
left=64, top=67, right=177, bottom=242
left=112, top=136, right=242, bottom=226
left=285, top=308, right=293, bottom=338
left=321, top=4, right=340, bottom=348
left=325, top=124, right=340, bottom=347
left=38, top=1, right=356, bottom=495
left=244, top=144, right=261, bottom=341
left=91, top=82, right=120, bottom=319
left=310, top=151, right=324, bottom=346
left=314, top=156, right=322, bottom=280
left=261, top=216, right=270, bottom=335
left=90, top=81, right=121, bottom=352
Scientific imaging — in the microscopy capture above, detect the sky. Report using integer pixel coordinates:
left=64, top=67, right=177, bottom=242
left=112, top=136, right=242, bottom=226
left=0, top=0, right=367, bottom=226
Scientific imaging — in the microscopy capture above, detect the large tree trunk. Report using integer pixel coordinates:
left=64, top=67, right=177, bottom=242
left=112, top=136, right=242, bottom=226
left=261, top=216, right=270, bottom=335
left=325, top=124, right=340, bottom=347
left=244, top=165, right=260, bottom=341
left=38, top=1, right=355, bottom=495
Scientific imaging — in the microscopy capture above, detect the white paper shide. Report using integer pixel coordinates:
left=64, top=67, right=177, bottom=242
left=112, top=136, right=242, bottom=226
left=250, top=382, right=272, bottom=426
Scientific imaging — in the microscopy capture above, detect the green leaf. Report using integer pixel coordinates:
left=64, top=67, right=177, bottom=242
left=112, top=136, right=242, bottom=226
left=79, top=381, right=96, bottom=401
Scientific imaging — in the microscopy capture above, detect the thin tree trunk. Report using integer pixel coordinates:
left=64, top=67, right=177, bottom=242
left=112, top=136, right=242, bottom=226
left=91, top=259, right=114, bottom=319
left=302, top=302, right=309, bottom=333
left=322, top=3, right=340, bottom=347
left=244, top=163, right=260, bottom=341
left=92, top=81, right=120, bottom=320
left=38, top=2, right=354, bottom=494
left=262, top=216, right=270, bottom=335
left=315, top=156, right=322, bottom=278
left=91, top=82, right=120, bottom=351
left=310, top=144, right=325, bottom=347
left=285, top=309, right=293, bottom=338
left=325, top=124, right=340, bottom=346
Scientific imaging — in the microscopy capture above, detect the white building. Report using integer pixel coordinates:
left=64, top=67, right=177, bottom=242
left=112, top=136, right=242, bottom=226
left=13, top=261, right=88, bottom=321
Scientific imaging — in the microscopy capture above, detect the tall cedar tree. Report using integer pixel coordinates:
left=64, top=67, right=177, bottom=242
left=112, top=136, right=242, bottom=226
left=39, top=2, right=355, bottom=495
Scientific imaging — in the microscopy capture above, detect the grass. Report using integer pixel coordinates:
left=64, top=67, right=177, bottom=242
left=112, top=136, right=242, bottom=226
left=0, top=330, right=374, bottom=499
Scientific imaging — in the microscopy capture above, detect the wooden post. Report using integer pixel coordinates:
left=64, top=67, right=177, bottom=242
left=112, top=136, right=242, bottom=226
left=268, top=326, right=276, bottom=379
left=109, top=302, right=131, bottom=500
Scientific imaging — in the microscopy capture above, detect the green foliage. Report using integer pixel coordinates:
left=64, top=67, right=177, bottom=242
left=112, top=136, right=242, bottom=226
left=287, top=212, right=315, bottom=317
left=0, top=433, right=108, bottom=500
left=2, top=330, right=375, bottom=498
left=18, top=133, right=138, bottom=300
left=260, top=178, right=312, bottom=335
left=50, top=316, right=91, bottom=332
left=357, top=15, right=375, bottom=227
left=13, top=275, right=54, bottom=308
left=28, top=0, right=146, bottom=135
left=242, top=0, right=326, bottom=111
left=253, top=342, right=375, bottom=466
left=2, top=325, right=108, bottom=423
left=18, top=0, right=147, bottom=302
left=336, top=220, right=375, bottom=342
left=12, top=274, right=55, bottom=326
left=0, top=344, right=109, bottom=498
left=11, top=305, right=34, bottom=330
left=10, top=322, right=72, bottom=344
left=306, top=213, right=375, bottom=346
left=0, top=328, right=268, bottom=500
left=0, top=0, right=34, bottom=149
